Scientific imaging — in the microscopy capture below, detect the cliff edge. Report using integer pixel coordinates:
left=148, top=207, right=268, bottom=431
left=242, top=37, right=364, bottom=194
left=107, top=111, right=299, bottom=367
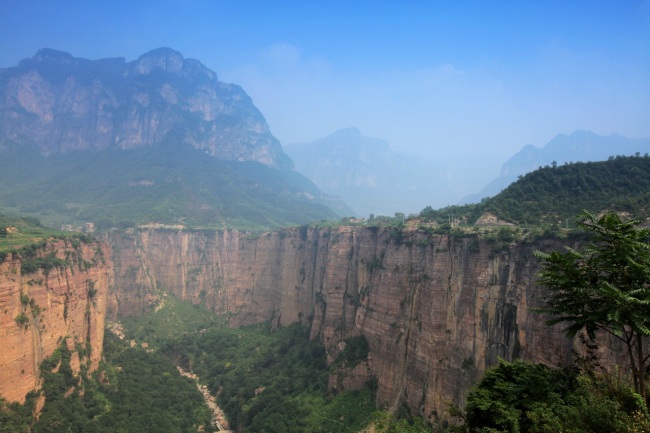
left=0, top=239, right=111, bottom=403
left=108, top=226, right=576, bottom=420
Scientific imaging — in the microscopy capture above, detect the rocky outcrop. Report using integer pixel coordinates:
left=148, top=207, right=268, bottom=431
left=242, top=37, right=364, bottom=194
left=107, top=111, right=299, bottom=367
left=0, top=48, right=291, bottom=168
left=0, top=240, right=110, bottom=403
left=108, top=227, right=576, bottom=421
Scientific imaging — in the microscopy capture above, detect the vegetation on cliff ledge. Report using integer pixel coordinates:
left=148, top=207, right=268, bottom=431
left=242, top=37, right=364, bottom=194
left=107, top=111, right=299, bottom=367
left=0, top=213, right=96, bottom=273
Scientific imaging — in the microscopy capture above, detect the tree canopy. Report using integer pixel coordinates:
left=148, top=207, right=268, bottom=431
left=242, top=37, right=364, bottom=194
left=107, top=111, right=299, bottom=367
left=535, top=210, right=650, bottom=400
left=463, top=359, right=649, bottom=433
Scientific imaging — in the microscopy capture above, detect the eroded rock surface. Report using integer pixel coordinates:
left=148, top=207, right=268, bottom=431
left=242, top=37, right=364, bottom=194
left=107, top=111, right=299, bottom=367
left=0, top=240, right=110, bottom=403
left=108, top=227, right=574, bottom=420
left=0, top=48, right=290, bottom=168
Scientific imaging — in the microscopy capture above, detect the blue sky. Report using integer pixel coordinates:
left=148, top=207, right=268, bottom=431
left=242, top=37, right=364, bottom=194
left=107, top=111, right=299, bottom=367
left=1, top=0, right=649, bottom=163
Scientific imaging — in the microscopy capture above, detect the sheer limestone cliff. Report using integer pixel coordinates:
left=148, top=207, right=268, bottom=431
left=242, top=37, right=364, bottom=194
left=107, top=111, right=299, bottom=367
left=0, top=240, right=111, bottom=403
left=0, top=48, right=291, bottom=168
left=108, top=226, right=575, bottom=420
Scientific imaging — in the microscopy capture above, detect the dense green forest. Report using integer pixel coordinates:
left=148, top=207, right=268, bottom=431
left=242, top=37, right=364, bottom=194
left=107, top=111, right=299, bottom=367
left=419, top=155, right=650, bottom=227
left=0, top=295, right=402, bottom=433
left=122, top=295, right=378, bottom=432
left=0, top=143, right=341, bottom=230
left=463, top=360, right=650, bottom=433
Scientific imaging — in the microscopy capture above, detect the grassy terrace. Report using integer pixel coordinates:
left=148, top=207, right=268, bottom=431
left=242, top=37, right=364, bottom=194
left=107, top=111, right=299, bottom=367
left=0, top=215, right=60, bottom=252
left=0, top=214, right=93, bottom=264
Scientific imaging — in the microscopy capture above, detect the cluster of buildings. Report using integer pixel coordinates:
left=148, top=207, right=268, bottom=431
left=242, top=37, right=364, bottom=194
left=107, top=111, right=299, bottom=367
left=60, top=222, right=95, bottom=233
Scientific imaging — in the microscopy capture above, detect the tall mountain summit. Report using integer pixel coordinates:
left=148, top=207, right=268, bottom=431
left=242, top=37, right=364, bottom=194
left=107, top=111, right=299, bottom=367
left=0, top=49, right=347, bottom=228
left=285, top=128, right=451, bottom=216
left=0, top=47, right=291, bottom=168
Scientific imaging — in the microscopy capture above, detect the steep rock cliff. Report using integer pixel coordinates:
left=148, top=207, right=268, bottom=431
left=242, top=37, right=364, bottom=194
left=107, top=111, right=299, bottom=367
left=109, top=227, right=576, bottom=420
left=0, top=240, right=111, bottom=403
left=0, top=48, right=291, bottom=168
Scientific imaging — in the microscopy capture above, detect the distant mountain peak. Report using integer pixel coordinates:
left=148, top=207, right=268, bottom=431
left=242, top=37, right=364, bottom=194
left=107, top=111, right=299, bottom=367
left=30, top=48, right=76, bottom=64
left=462, top=131, right=650, bottom=204
left=308, top=128, right=390, bottom=153
left=139, top=46, right=183, bottom=59
left=136, top=47, right=184, bottom=70
left=332, top=127, right=362, bottom=136
left=285, top=128, right=451, bottom=216
left=133, top=47, right=214, bottom=79
left=0, top=48, right=288, bottom=167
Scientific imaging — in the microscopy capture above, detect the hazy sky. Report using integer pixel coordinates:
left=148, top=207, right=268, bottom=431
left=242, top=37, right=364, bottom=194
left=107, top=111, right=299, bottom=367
left=1, top=0, right=649, bottom=162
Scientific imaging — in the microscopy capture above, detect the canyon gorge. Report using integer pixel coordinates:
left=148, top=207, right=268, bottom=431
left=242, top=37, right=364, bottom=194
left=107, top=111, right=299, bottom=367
left=0, top=47, right=645, bottom=429
left=105, top=225, right=577, bottom=421
left=0, top=225, right=587, bottom=420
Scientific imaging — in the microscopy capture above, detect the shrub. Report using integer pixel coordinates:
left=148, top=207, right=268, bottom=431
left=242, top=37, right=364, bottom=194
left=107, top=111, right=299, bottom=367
left=15, top=313, right=29, bottom=327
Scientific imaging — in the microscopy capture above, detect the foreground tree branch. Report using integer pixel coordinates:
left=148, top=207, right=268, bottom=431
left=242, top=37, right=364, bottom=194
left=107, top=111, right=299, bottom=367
left=535, top=210, right=650, bottom=402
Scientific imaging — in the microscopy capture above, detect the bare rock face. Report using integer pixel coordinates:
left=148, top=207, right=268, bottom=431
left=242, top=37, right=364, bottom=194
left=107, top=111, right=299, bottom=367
left=0, top=48, right=291, bottom=168
left=0, top=240, right=111, bottom=403
left=109, top=227, right=575, bottom=421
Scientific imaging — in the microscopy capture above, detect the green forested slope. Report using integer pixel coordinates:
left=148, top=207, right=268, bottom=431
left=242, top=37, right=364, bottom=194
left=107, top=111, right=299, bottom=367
left=483, top=155, right=650, bottom=225
left=419, top=155, right=650, bottom=227
left=0, top=143, right=341, bottom=230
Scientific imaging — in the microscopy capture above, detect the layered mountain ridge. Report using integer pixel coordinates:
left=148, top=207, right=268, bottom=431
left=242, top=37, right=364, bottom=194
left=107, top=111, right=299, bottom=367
left=1, top=156, right=642, bottom=420
left=285, top=128, right=452, bottom=216
left=0, top=48, right=347, bottom=228
left=1, top=47, right=290, bottom=168
left=462, top=131, right=650, bottom=203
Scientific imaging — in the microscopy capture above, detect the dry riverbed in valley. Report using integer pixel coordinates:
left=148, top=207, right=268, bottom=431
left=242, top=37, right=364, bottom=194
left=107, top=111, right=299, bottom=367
left=108, top=322, right=231, bottom=432
left=176, top=365, right=232, bottom=432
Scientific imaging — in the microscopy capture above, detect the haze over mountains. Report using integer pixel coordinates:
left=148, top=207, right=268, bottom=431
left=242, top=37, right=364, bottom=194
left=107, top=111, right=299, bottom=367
left=1, top=47, right=649, bottom=228
left=287, top=128, right=650, bottom=217
left=462, top=130, right=650, bottom=204
left=0, top=48, right=349, bottom=228
left=285, top=128, right=453, bottom=216
left=2, top=44, right=650, bottom=432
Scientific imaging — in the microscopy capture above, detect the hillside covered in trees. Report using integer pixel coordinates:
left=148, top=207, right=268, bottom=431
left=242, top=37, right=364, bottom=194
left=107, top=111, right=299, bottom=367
left=419, top=155, right=650, bottom=228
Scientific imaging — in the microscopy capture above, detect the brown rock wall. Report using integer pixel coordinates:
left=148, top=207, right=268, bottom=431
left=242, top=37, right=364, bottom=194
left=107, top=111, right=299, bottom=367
left=108, top=227, right=577, bottom=419
left=0, top=240, right=110, bottom=403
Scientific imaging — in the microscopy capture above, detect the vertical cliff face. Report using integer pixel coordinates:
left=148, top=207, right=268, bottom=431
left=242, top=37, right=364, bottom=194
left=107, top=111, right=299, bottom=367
left=0, top=48, right=291, bottom=168
left=109, top=227, right=574, bottom=420
left=0, top=240, right=110, bottom=403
